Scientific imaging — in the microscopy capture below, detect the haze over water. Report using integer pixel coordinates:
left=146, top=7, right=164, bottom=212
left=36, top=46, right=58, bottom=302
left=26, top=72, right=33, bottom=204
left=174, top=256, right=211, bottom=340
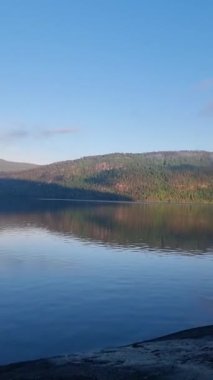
left=0, top=200, right=212, bottom=365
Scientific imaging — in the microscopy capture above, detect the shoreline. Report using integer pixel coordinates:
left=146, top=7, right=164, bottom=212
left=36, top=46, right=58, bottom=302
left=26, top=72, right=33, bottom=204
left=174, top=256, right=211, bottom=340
left=39, top=198, right=213, bottom=205
left=1, top=325, right=213, bottom=379
left=1, top=196, right=213, bottom=206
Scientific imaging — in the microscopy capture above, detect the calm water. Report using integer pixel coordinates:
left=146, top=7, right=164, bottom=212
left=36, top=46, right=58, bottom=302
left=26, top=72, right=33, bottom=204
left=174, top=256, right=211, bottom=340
left=0, top=200, right=213, bottom=365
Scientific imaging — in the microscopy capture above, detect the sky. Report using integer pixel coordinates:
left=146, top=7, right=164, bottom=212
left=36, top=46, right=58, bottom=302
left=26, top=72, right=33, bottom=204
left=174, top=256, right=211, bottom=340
left=0, top=0, right=212, bottom=164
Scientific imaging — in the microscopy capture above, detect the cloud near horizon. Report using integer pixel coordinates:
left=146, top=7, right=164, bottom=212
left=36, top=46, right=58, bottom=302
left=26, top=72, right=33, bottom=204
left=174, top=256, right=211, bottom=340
left=41, top=127, right=79, bottom=137
left=0, top=129, right=30, bottom=142
left=0, top=127, right=79, bottom=141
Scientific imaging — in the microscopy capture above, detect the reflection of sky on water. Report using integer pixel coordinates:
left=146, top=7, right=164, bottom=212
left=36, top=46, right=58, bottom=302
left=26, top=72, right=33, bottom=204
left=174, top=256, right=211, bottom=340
left=0, top=201, right=212, bottom=365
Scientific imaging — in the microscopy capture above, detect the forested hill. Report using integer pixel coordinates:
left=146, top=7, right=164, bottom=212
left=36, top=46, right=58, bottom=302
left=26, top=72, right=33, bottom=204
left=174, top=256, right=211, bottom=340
left=0, top=159, right=38, bottom=172
left=1, top=151, right=213, bottom=202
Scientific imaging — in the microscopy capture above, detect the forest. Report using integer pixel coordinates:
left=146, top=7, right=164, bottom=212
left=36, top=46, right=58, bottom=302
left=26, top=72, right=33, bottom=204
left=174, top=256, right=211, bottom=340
left=0, top=151, right=212, bottom=203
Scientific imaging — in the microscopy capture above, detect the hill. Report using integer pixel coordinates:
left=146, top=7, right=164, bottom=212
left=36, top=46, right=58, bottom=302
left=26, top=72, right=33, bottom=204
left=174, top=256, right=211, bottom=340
left=0, top=151, right=213, bottom=202
left=0, top=159, right=38, bottom=173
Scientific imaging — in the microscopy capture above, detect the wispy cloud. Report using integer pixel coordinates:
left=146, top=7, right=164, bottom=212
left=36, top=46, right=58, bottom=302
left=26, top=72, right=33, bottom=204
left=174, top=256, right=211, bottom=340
left=0, top=127, right=79, bottom=141
left=41, top=127, right=79, bottom=137
left=194, top=78, right=213, bottom=92
left=199, top=101, right=213, bottom=117
left=0, top=129, right=29, bottom=141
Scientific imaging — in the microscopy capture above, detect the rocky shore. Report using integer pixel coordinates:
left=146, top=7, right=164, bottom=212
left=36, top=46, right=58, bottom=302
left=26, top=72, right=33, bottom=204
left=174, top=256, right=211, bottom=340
left=1, top=325, right=213, bottom=380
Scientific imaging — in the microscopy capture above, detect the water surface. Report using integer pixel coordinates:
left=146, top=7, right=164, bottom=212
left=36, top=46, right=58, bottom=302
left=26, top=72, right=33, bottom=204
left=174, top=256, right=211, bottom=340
left=0, top=200, right=212, bottom=364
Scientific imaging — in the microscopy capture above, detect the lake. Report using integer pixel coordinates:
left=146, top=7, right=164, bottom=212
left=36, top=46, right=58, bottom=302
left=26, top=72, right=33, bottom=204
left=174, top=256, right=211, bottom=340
left=0, top=200, right=212, bottom=365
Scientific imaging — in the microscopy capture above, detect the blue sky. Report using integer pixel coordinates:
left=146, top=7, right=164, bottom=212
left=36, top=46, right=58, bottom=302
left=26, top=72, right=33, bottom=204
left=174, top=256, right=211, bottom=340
left=0, top=0, right=212, bottom=164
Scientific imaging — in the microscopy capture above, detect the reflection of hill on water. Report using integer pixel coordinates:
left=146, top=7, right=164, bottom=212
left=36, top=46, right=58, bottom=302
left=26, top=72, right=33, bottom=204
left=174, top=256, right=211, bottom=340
left=0, top=201, right=212, bottom=253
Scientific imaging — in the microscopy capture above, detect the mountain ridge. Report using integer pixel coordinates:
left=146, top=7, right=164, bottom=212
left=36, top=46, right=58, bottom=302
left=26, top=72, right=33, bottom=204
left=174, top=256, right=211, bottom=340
left=0, top=151, right=212, bottom=202
left=0, top=159, right=38, bottom=173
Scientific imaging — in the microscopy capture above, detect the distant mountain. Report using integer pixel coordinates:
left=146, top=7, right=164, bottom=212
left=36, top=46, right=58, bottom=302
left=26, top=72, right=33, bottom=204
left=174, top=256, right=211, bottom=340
left=0, top=151, right=213, bottom=202
left=0, top=159, right=38, bottom=173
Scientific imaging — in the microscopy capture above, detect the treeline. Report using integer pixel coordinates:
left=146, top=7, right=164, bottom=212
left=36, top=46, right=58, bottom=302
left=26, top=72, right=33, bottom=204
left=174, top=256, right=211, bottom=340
left=1, top=151, right=213, bottom=202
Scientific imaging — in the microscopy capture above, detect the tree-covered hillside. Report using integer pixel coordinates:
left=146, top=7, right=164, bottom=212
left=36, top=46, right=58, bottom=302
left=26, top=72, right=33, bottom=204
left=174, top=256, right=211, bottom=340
left=1, top=151, right=213, bottom=202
